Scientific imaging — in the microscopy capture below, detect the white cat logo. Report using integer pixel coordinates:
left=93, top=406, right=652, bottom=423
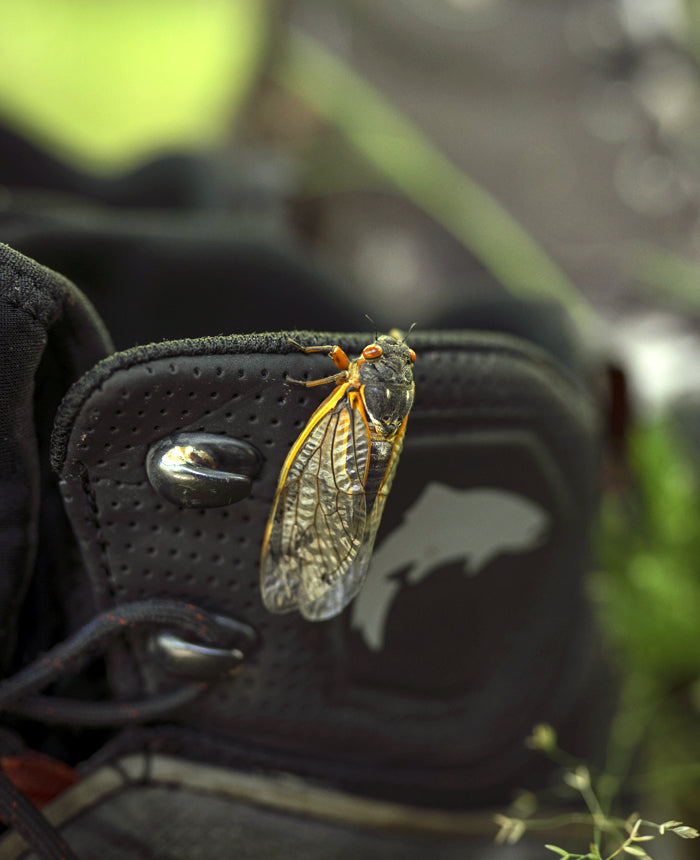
left=351, top=482, right=550, bottom=651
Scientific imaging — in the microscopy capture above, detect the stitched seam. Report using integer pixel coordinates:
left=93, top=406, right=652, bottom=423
left=81, top=469, right=117, bottom=603
left=81, top=469, right=150, bottom=692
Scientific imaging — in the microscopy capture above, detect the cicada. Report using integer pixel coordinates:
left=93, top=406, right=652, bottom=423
left=260, top=331, right=416, bottom=621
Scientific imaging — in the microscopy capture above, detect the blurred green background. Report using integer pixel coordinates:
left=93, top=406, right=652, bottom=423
left=0, top=0, right=269, bottom=169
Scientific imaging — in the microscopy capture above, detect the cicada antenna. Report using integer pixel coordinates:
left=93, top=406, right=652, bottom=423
left=364, top=313, right=378, bottom=341
left=402, top=322, right=417, bottom=343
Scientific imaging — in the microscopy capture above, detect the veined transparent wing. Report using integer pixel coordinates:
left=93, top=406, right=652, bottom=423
left=261, top=384, right=372, bottom=618
left=299, top=413, right=408, bottom=620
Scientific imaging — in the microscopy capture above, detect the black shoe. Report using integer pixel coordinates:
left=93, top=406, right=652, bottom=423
left=0, top=233, right=613, bottom=858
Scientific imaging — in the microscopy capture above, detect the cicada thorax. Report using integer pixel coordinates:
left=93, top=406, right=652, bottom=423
left=352, top=335, right=415, bottom=432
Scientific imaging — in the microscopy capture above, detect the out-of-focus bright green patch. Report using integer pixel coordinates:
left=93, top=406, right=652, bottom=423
left=0, top=0, right=268, bottom=172
left=593, top=420, right=700, bottom=683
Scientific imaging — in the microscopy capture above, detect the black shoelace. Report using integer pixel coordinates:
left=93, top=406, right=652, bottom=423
left=0, top=598, right=245, bottom=860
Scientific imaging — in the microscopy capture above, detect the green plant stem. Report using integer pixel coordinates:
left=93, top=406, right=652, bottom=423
left=274, top=30, right=597, bottom=333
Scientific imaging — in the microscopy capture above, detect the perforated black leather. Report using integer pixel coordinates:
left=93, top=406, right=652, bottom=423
left=53, top=329, right=604, bottom=806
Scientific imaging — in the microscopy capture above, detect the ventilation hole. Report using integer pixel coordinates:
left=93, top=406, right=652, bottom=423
left=231, top=393, right=240, bottom=401
left=277, top=396, right=286, bottom=405
left=188, top=391, right=197, bottom=400
left=146, top=366, right=154, bottom=375
left=254, top=393, right=262, bottom=401
left=165, top=390, right=174, bottom=398
left=270, top=417, right=280, bottom=426
left=146, top=547, right=156, bottom=556
left=237, top=369, right=245, bottom=379
left=216, top=367, right=223, bottom=377
left=248, top=415, right=258, bottom=424
left=210, top=391, right=219, bottom=399
left=181, top=409, right=191, bottom=417
left=169, top=363, right=176, bottom=373
left=168, top=548, right=180, bottom=558
left=260, top=369, right=269, bottom=378
left=193, top=367, right=201, bottom=377
left=144, top=391, right=152, bottom=399
left=265, top=439, right=274, bottom=446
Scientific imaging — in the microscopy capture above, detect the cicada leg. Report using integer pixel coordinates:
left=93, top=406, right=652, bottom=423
left=287, top=370, right=348, bottom=388
left=286, top=340, right=350, bottom=371
left=286, top=339, right=350, bottom=387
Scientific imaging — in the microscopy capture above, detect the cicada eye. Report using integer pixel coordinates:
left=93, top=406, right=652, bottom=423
left=408, top=348, right=417, bottom=363
left=362, top=343, right=383, bottom=360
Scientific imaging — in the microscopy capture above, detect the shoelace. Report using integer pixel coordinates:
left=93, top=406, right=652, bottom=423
left=0, top=598, right=248, bottom=859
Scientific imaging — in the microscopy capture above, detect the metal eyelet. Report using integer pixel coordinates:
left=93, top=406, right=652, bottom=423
left=146, top=433, right=261, bottom=508
left=148, top=614, right=258, bottom=681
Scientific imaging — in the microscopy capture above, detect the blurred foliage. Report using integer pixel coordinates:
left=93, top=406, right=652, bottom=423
left=593, top=421, right=700, bottom=684
left=274, top=31, right=597, bottom=333
left=0, top=0, right=269, bottom=171
left=633, top=244, right=700, bottom=318
left=593, top=420, right=700, bottom=837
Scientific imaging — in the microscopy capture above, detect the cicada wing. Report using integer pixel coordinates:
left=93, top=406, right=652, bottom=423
left=298, top=496, right=382, bottom=620
left=260, top=386, right=371, bottom=616
left=298, top=414, right=410, bottom=621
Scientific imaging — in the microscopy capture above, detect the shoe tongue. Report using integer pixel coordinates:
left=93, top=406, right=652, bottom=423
left=0, top=244, right=112, bottom=672
left=53, top=329, right=601, bottom=804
